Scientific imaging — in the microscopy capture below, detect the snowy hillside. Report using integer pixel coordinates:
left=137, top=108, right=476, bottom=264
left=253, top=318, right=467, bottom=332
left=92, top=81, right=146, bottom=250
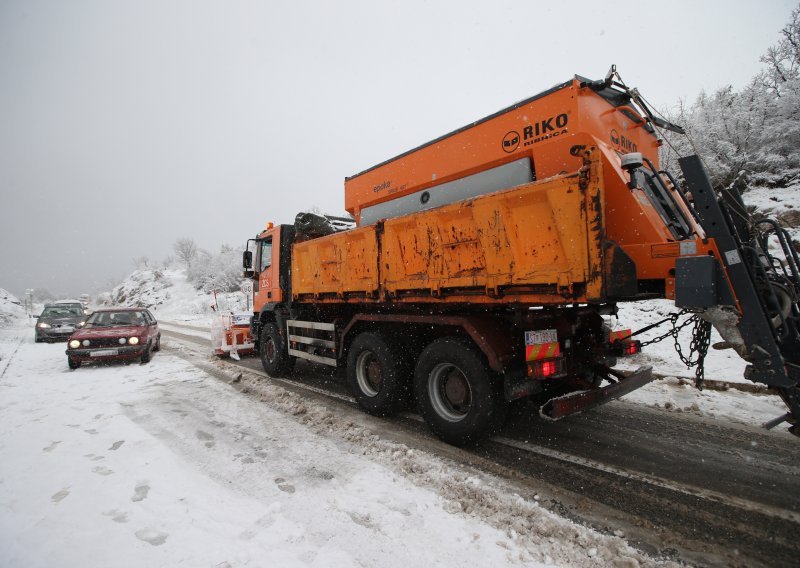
left=0, top=288, right=25, bottom=326
left=105, top=268, right=248, bottom=325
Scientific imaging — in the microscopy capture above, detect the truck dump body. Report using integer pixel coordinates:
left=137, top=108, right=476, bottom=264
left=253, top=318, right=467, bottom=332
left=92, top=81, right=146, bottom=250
left=292, top=76, right=706, bottom=305
left=292, top=152, right=609, bottom=304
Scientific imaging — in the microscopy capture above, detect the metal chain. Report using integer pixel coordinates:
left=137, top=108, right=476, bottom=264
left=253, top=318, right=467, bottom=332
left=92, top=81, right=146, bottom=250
left=637, top=311, right=694, bottom=348
left=634, top=311, right=713, bottom=390
left=688, top=319, right=712, bottom=390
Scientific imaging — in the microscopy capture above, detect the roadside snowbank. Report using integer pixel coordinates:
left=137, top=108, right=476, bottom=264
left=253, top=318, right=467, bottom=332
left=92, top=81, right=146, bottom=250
left=0, top=288, right=25, bottom=326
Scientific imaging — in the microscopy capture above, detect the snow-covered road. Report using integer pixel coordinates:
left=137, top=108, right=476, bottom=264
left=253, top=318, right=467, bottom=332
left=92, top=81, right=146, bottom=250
left=0, top=324, right=655, bottom=568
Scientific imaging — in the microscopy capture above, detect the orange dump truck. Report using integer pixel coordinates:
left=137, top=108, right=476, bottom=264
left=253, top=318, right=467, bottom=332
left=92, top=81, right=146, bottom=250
left=244, top=69, right=800, bottom=445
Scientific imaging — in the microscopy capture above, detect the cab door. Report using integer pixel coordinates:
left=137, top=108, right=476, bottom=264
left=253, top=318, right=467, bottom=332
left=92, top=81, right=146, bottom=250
left=253, top=226, right=283, bottom=312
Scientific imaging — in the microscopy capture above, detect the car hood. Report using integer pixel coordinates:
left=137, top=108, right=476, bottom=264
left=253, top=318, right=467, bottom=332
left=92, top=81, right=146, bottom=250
left=40, top=317, right=83, bottom=325
left=70, top=326, right=146, bottom=339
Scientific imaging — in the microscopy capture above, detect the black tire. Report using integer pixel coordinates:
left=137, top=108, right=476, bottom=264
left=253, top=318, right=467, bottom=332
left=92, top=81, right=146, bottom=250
left=346, top=332, right=412, bottom=416
left=140, top=341, right=151, bottom=364
left=35, top=335, right=42, bottom=343
left=260, top=322, right=295, bottom=376
left=152, top=334, right=161, bottom=352
left=67, top=357, right=80, bottom=370
left=414, top=337, right=507, bottom=447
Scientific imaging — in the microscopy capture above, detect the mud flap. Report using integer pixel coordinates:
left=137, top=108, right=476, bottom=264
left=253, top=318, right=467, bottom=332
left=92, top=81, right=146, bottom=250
left=540, top=366, right=654, bottom=420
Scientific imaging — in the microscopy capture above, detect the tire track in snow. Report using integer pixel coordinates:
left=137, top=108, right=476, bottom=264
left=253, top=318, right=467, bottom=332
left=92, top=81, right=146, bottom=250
left=0, top=338, right=24, bottom=378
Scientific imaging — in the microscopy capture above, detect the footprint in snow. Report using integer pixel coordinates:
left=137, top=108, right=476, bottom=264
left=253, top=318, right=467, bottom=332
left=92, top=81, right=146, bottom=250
left=132, top=483, right=150, bottom=502
left=103, top=509, right=129, bottom=523
left=109, top=440, right=125, bottom=451
left=196, top=430, right=215, bottom=448
left=51, top=488, right=70, bottom=503
left=238, top=513, right=277, bottom=540
left=43, top=441, right=61, bottom=453
left=135, top=529, right=168, bottom=546
left=274, top=478, right=296, bottom=494
left=92, top=465, right=114, bottom=476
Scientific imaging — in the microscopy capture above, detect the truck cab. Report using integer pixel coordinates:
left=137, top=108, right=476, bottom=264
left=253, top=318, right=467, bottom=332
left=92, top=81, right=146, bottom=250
left=244, top=223, right=294, bottom=314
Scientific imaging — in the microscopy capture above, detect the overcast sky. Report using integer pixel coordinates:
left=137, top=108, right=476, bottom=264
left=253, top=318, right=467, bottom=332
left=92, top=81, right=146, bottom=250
left=1, top=0, right=797, bottom=298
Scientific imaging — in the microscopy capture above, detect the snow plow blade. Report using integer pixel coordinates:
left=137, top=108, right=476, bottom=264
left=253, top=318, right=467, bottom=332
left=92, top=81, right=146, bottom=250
left=540, top=366, right=654, bottom=420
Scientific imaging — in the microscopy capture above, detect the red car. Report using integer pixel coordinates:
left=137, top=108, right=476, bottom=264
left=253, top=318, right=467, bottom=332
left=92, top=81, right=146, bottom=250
left=66, top=307, right=161, bottom=369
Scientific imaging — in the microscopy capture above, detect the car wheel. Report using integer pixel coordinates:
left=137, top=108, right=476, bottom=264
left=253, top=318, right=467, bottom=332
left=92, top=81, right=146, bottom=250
left=346, top=331, right=412, bottom=417
left=414, top=337, right=508, bottom=447
left=141, top=341, right=152, bottom=364
left=68, top=357, right=80, bottom=370
left=35, top=335, right=42, bottom=343
left=259, top=323, right=295, bottom=376
left=152, top=334, right=161, bottom=352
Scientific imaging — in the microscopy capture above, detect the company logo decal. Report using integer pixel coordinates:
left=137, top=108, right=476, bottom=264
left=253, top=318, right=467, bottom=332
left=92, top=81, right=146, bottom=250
left=610, top=128, right=638, bottom=152
left=502, top=131, right=520, bottom=153
left=501, top=113, right=569, bottom=152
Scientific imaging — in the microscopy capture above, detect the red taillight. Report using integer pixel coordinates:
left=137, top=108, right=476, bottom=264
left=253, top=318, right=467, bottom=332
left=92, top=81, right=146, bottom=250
left=527, top=356, right=565, bottom=379
left=624, top=341, right=640, bottom=355
left=611, top=340, right=641, bottom=356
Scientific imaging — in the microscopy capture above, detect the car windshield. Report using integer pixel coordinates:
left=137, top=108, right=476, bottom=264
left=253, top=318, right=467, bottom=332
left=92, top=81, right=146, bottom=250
left=85, top=311, right=145, bottom=327
left=41, top=306, right=83, bottom=318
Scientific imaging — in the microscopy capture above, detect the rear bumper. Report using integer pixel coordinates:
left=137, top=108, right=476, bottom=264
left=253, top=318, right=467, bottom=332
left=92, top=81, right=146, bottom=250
left=540, top=366, right=654, bottom=420
left=66, top=345, right=144, bottom=362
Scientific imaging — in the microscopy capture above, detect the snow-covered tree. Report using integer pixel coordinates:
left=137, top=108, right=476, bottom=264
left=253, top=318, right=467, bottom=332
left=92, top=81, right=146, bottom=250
left=186, top=245, right=243, bottom=293
left=661, top=4, right=800, bottom=192
left=173, top=238, right=198, bottom=268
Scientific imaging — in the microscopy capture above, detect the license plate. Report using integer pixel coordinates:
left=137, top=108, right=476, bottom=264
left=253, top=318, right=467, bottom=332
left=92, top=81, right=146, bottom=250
left=57, top=326, right=74, bottom=333
left=90, top=349, right=119, bottom=357
left=525, top=329, right=558, bottom=345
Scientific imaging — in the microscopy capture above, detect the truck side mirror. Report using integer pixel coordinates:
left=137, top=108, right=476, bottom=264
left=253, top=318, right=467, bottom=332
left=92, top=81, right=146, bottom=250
left=243, top=250, right=253, bottom=269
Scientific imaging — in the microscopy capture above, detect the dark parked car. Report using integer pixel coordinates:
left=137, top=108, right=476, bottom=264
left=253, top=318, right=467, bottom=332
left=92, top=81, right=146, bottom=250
left=53, top=300, right=91, bottom=315
left=66, top=307, right=161, bottom=369
left=35, top=304, right=85, bottom=342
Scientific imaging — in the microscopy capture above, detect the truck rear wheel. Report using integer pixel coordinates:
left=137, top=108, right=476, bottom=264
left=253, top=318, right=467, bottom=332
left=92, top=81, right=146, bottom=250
left=260, top=322, right=295, bottom=377
left=414, top=337, right=507, bottom=447
left=347, top=332, right=411, bottom=416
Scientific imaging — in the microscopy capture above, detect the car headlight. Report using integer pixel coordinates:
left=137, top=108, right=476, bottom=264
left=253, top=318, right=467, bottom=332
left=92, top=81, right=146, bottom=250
left=78, top=321, right=85, bottom=327
left=69, top=340, right=80, bottom=349
left=129, top=337, right=140, bottom=345
left=37, top=322, right=51, bottom=329
left=118, top=337, right=127, bottom=345
left=82, top=339, right=90, bottom=347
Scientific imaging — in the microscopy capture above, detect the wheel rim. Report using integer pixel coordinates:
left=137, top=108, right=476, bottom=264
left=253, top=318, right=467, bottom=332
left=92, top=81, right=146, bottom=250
left=264, top=337, right=276, bottom=363
left=355, top=350, right=383, bottom=397
left=428, top=362, right=472, bottom=422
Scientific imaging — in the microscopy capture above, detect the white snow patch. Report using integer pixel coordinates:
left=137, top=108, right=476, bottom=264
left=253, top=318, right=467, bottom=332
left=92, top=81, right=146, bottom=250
left=0, top=323, right=669, bottom=568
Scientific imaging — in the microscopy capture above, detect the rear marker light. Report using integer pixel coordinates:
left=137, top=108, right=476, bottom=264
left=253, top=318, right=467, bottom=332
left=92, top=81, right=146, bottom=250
left=611, top=340, right=642, bottom=356
left=541, top=360, right=557, bottom=377
left=527, top=357, right=565, bottom=379
left=624, top=341, right=641, bottom=355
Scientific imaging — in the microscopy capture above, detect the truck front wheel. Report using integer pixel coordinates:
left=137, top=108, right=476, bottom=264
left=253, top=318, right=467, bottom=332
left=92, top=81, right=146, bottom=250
left=414, top=337, right=507, bottom=447
left=347, top=332, right=411, bottom=416
left=260, top=322, right=295, bottom=377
